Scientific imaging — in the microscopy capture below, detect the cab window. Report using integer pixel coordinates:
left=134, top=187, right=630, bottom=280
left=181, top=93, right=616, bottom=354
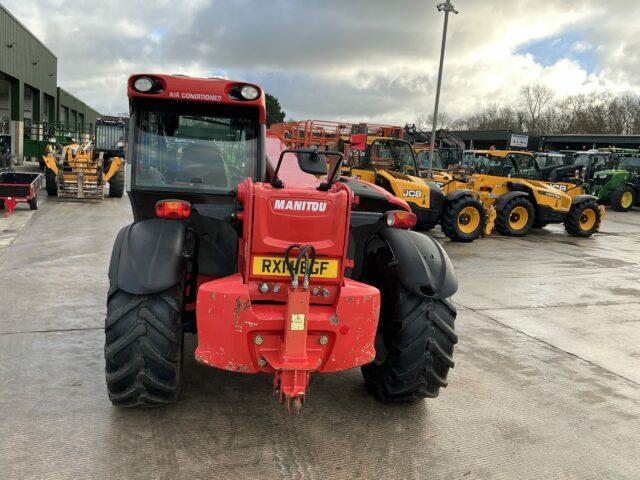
left=132, top=102, right=258, bottom=193
left=365, top=140, right=417, bottom=175
left=508, top=153, right=537, bottom=178
left=469, top=154, right=511, bottom=176
left=617, top=156, right=640, bottom=172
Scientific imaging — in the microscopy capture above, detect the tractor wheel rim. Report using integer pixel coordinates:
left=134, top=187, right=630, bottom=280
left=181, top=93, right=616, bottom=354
left=458, top=206, right=481, bottom=234
left=509, top=206, right=528, bottom=230
left=580, top=208, right=596, bottom=230
left=621, top=191, right=633, bottom=208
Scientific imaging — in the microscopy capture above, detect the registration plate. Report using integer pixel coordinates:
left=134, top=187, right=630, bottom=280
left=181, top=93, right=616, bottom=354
left=252, top=256, right=339, bottom=279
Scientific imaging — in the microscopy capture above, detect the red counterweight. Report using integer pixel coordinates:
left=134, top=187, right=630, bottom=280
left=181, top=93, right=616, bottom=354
left=195, top=177, right=381, bottom=411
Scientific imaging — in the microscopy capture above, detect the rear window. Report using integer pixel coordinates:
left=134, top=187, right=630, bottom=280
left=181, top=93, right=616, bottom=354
left=132, top=102, right=259, bottom=194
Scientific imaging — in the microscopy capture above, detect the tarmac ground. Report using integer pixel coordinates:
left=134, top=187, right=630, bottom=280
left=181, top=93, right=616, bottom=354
left=1, top=163, right=639, bottom=479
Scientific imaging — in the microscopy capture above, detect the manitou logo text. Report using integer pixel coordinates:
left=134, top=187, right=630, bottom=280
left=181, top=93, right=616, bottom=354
left=273, top=199, right=328, bottom=212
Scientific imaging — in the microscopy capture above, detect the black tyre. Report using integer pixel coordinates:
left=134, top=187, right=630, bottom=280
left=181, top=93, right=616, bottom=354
left=45, top=168, right=57, bottom=196
left=564, top=199, right=601, bottom=237
left=108, top=164, right=125, bottom=198
left=105, top=285, right=183, bottom=407
left=28, top=195, right=39, bottom=210
left=441, top=195, right=486, bottom=242
left=495, top=196, right=534, bottom=237
left=361, top=250, right=457, bottom=402
left=610, top=185, right=635, bottom=212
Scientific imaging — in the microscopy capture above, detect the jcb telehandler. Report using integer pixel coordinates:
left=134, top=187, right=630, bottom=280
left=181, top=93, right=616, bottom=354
left=105, top=74, right=458, bottom=412
left=344, top=136, right=490, bottom=242
left=438, top=150, right=603, bottom=237
left=43, top=117, right=125, bottom=199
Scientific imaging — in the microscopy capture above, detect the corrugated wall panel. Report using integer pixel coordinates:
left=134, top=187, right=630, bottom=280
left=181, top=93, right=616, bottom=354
left=0, top=6, right=57, bottom=97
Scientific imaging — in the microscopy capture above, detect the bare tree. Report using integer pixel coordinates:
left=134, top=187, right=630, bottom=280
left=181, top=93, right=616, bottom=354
left=520, top=84, right=554, bottom=134
left=415, top=112, right=452, bottom=131
left=439, top=90, right=640, bottom=136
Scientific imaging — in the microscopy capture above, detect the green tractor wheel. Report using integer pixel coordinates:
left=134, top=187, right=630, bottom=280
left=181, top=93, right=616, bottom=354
left=610, top=185, right=635, bottom=212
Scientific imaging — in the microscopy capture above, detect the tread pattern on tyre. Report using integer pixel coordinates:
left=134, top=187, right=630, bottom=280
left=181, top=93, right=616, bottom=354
left=564, top=199, right=601, bottom=237
left=362, top=258, right=457, bottom=402
left=105, top=285, right=183, bottom=407
left=495, top=196, right=534, bottom=237
left=441, top=195, right=486, bottom=242
left=610, top=185, right=635, bottom=212
left=108, top=164, right=125, bottom=198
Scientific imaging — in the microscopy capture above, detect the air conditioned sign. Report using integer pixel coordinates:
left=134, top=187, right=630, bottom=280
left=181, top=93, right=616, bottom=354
left=168, top=92, right=222, bottom=102
left=510, top=134, right=529, bottom=148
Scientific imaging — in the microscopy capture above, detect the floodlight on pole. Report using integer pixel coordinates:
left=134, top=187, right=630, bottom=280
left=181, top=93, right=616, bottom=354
left=428, top=0, right=458, bottom=178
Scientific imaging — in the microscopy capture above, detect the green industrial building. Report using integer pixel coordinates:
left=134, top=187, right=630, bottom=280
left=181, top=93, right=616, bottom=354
left=0, top=4, right=100, bottom=161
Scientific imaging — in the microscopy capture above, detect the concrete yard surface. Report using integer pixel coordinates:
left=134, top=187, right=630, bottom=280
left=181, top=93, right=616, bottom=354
left=0, top=183, right=639, bottom=480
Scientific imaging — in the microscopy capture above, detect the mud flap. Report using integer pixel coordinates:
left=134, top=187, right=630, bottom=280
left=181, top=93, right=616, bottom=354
left=108, top=219, right=186, bottom=296
left=379, top=228, right=457, bottom=299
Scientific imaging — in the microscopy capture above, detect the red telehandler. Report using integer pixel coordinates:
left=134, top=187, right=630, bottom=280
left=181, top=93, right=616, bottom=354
left=105, top=74, right=458, bottom=412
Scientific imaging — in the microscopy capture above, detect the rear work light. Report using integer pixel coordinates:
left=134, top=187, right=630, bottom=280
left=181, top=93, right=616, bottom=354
left=240, top=85, right=259, bottom=100
left=134, top=77, right=154, bottom=92
left=155, top=200, right=192, bottom=219
left=132, top=76, right=164, bottom=94
left=228, top=84, right=261, bottom=101
left=385, top=210, right=417, bottom=229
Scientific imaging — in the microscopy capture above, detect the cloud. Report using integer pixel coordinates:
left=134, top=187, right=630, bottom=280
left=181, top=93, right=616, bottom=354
left=3, top=0, right=639, bottom=123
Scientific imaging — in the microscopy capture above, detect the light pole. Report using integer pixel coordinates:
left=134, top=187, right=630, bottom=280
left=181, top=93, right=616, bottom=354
left=428, top=0, right=458, bottom=178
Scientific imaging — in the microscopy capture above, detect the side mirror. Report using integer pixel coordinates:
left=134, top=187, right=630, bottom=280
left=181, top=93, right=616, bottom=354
left=271, top=148, right=343, bottom=190
left=296, top=149, right=328, bottom=176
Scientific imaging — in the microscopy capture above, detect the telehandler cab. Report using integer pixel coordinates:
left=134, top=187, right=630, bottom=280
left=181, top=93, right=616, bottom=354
left=105, top=74, right=458, bottom=412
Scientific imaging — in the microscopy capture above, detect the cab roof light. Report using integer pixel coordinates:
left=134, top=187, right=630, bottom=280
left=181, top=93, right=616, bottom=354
left=155, top=200, right=192, bottom=219
left=228, top=84, right=261, bottom=101
left=133, top=76, right=164, bottom=94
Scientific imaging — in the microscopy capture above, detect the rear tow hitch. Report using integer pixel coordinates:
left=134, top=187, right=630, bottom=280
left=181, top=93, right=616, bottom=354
left=271, top=244, right=316, bottom=414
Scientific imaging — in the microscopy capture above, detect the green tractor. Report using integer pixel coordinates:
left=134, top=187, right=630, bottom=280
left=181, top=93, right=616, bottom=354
left=590, top=153, right=640, bottom=211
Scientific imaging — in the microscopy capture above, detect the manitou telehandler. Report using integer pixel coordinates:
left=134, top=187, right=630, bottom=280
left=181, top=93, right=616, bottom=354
left=105, top=74, right=458, bottom=412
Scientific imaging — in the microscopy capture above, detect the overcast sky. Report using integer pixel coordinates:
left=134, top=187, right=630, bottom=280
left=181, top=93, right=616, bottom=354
left=5, top=0, right=639, bottom=123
